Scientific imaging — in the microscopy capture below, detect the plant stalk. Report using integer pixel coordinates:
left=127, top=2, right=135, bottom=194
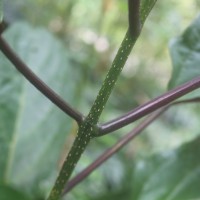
left=99, top=76, right=200, bottom=134
left=0, top=36, right=84, bottom=124
left=62, top=107, right=168, bottom=195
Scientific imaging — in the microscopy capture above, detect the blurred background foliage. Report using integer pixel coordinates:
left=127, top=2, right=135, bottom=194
left=2, top=0, right=200, bottom=199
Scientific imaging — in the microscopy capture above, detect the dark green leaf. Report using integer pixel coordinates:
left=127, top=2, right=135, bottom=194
left=0, top=22, right=79, bottom=197
left=0, top=185, right=32, bottom=200
left=168, top=15, right=200, bottom=98
left=131, top=136, right=200, bottom=200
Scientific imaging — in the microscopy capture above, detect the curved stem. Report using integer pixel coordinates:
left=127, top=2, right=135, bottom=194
left=62, top=107, right=168, bottom=195
left=62, top=96, right=200, bottom=194
left=173, top=97, right=200, bottom=105
left=0, top=36, right=84, bottom=124
left=99, top=76, right=200, bottom=135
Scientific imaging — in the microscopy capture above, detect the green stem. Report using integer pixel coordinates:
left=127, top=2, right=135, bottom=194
left=47, top=122, right=95, bottom=200
left=47, top=0, right=159, bottom=196
left=87, top=31, right=138, bottom=125
left=47, top=31, right=138, bottom=200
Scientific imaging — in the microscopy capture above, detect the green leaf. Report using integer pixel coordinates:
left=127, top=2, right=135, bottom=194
left=168, top=15, right=200, bottom=98
left=0, top=22, right=79, bottom=197
left=131, top=136, right=200, bottom=200
left=0, top=185, right=32, bottom=200
left=0, top=0, right=2, bottom=23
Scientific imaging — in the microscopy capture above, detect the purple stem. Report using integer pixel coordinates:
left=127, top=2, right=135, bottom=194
left=62, top=97, right=200, bottom=195
left=0, top=36, right=84, bottom=124
left=99, top=76, right=200, bottom=134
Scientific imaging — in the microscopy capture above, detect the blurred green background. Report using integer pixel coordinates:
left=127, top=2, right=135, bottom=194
left=2, top=0, right=200, bottom=199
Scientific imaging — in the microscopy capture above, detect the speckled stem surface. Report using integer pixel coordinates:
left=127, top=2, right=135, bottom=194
left=47, top=32, right=138, bottom=200
left=87, top=31, right=138, bottom=126
left=47, top=121, right=96, bottom=200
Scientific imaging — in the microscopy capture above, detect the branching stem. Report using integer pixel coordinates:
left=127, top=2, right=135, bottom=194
left=62, top=96, right=200, bottom=194
left=47, top=30, right=139, bottom=200
left=62, top=106, right=168, bottom=195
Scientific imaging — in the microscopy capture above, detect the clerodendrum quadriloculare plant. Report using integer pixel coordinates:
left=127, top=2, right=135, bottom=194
left=1, top=1, right=200, bottom=200
left=47, top=1, right=158, bottom=199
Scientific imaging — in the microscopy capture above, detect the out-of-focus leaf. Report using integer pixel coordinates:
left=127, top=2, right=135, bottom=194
left=87, top=188, right=131, bottom=200
left=66, top=153, right=134, bottom=200
left=168, top=15, right=200, bottom=98
left=131, top=136, right=200, bottom=200
left=0, top=22, right=79, bottom=197
left=0, top=185, right=32, bottom=200
left=75, top=137, right=200, bottom=200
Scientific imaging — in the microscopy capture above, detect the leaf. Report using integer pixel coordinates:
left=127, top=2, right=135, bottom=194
left=131, top=136, right=200, bottom=200
left=0, top=0, right=2, bottom=22
left=0, top=185, right=32, bottom=200
left=168, top=15, right=200, bottom=98
left=0, top=22, right=79, bottom=197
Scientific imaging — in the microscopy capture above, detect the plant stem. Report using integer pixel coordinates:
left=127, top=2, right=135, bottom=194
left=47, top=1, right=158, bottom=198
left=47, top=30, right=139, bottom=200
left=62, top=107, right=168, bottom=195
left=47, top=121, right=96, bottom=200
left=62, top=96, right=200, bottom=194
left=128, top=0, right=141, bottom=37
left=0, top=36, right=84, bottom=124
left=86, top=31, right=138, bottom=126
left=99, top=76, right=200, bottom=134
left=173, top=97, right=200, bottom=105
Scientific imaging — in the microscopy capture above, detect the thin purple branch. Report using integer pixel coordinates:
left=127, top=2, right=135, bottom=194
left=0, top=36, right=84, bottom=124
left=62, top=96, right=200, bottom=195
left=62, top=107, right=168, bottom=195
left=173, top=97, right=200, bottom=105
left=99, top=76, right=200, bottom=134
